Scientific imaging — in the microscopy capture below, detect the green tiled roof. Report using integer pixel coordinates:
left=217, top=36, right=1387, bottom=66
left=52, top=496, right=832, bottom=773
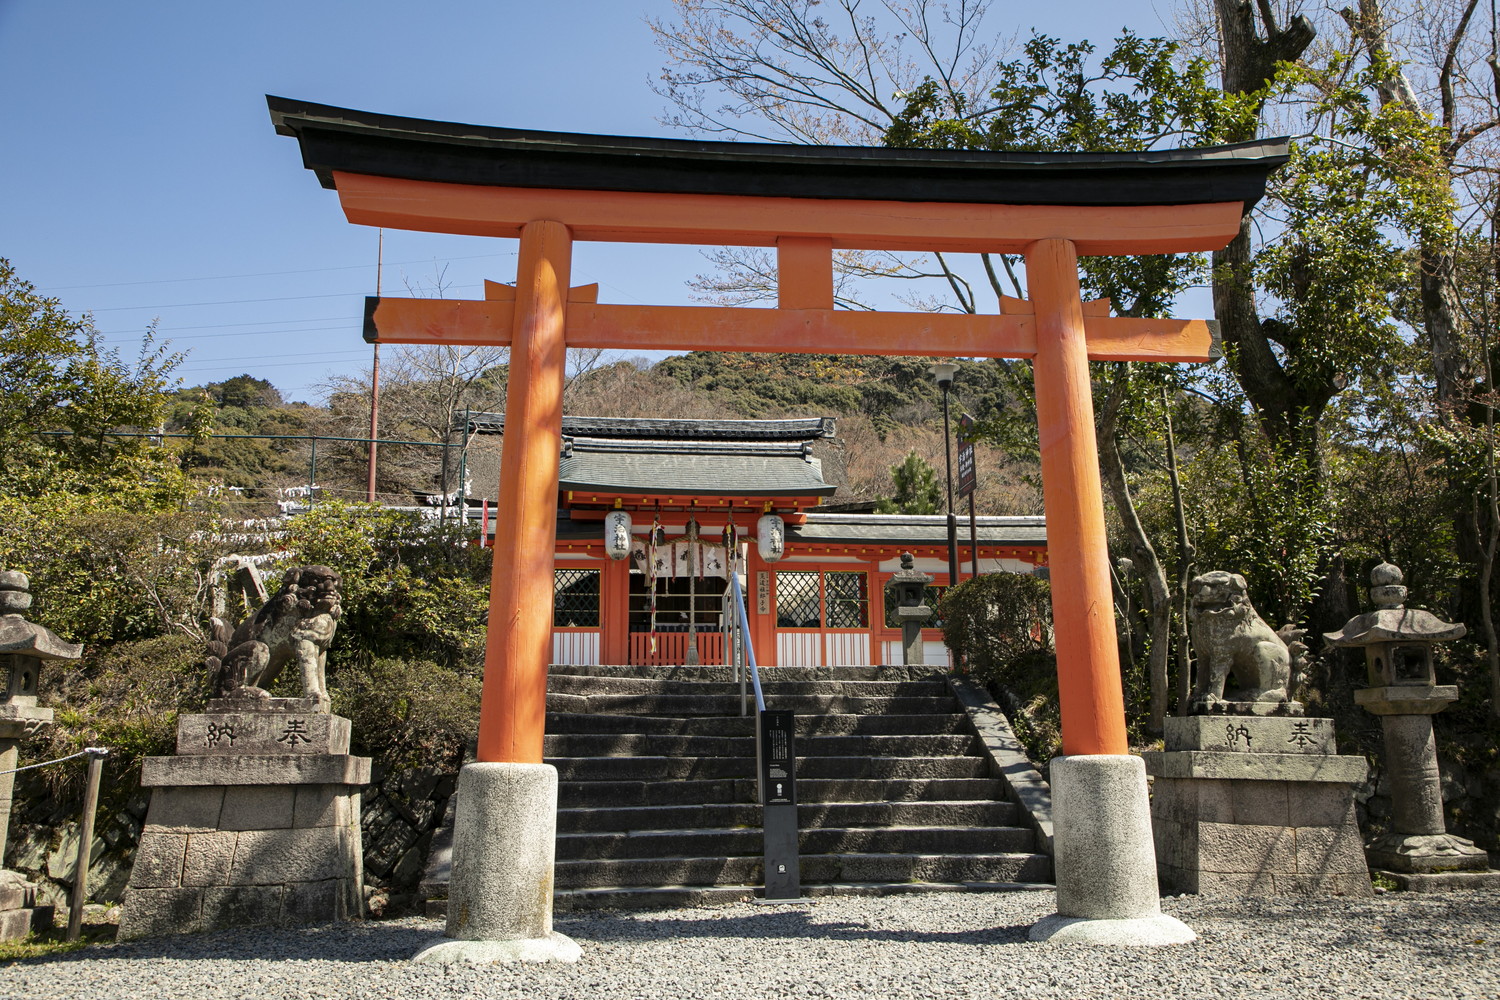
left=560, top=439, right=834, bottom=497
left=789, top=514, right=1045, bottom=547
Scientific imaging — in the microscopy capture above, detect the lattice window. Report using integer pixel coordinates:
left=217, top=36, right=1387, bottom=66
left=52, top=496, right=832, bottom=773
left=824, top=571, right=869, bottom=629
left=553, top=568, right=601, bottom=627
left=775, top=571, right=821, bottom=627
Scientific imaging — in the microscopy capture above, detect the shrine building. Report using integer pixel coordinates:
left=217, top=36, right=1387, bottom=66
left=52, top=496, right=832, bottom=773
left=467, top=414, right=1044, bottom=669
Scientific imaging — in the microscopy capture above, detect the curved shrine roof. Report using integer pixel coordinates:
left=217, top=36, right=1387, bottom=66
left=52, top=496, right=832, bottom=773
left=790, top=513, right=1046, bottom=548
left=465, top=414, right=835, bottom=443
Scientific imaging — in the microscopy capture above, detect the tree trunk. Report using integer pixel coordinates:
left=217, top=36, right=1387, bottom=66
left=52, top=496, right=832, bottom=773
left=1162, top=388, right=1197, bottom=715
left=1342, top=0, right=1470, bottom=411
left=1098, top=364, right=1173, bottom=734
left=1211, top=1, right=1322, bottom=467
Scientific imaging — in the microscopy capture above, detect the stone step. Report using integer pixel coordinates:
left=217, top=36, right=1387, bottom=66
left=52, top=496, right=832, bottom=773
left=546, top=675, right=951, bottom=698
left=542, top=732, right=980, bottom=759
left=554, top=825, right=1037, bottom=860
left=554, top=851, right=1052, bottom=889
left=557, top=776, right=1007, bottom=807
left=426, top=879, right=1051, bottom=916
left=419, top=663, right=1052, bottom=911
left=545, top=693, right=959, bottom=717
left=554, top=799, right=1020, bottom=834
left=544, top=712, right=970, bottom=737
left=550, top=755, right=988, bottom=782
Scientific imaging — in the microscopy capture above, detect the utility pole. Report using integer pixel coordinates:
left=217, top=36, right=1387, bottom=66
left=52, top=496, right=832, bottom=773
left=367, top=229, right=383, bottom=502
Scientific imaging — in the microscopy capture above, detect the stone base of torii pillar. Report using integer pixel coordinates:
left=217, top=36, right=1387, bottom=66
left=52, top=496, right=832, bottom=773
left=412, top=763, right=580, bottom=964
left=1029, top=755, right=1196, bottom=946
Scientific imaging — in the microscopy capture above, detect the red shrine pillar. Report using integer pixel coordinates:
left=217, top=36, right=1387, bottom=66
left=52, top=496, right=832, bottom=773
left=1022, top=238, right=1184, bottom=944
left=1024, top=237, right=1128, bottom=756
left=477, top=219, right=572, bottom=764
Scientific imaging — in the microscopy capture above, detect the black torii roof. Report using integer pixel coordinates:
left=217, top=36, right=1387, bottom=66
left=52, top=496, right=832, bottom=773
left=268, top=97, right=1288, bottom=210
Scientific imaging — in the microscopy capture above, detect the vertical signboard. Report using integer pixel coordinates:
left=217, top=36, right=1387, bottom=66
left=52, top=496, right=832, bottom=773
left=758, top=709, right=800, bottom=899
left=956, top=413, right=978, bottom=499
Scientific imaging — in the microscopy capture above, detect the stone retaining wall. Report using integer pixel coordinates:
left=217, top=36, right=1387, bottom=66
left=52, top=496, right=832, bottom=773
left=3, top=763, right=457, bottom=917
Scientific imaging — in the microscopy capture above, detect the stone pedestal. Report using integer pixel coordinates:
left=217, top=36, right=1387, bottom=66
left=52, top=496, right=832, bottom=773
left=413, top=762, right=580, bottom=964
left=885, top=553, right=934, bottom=668
left=1143, top=716, right=1372, bottom=896
left=1029, top=755, right=1196, bottom=946
left=1, top=707, right=56, bottom=940
left=1355, top=686, right=1491, bottom=876
left=896, top=606, right=932, bottom=666
left=118, top=698, right=370, bottom=940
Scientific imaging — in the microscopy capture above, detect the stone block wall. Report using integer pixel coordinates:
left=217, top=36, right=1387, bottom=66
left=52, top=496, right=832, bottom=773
left=122, top=782, right=363, bottom=938
left=1144, top=716, right=1373, bottom=896
left=1152, top=776, right=1371, bottom=895
left=4, top=762, right=457, bottom=917
left=360, top=766, right=456, bottom=912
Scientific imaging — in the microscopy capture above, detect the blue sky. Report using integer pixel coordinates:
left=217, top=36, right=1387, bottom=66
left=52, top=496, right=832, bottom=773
left=2, top=1, right=1180, bottom=402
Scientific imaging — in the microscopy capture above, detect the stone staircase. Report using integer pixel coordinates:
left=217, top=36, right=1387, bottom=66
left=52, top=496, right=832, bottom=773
left=423, top=663, right=1051, bottom=912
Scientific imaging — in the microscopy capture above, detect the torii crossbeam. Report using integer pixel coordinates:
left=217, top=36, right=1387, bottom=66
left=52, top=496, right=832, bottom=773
left=270, top=97, right=1286, bottom=954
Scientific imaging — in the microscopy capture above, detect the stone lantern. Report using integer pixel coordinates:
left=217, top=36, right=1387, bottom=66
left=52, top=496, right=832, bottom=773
left=885, top=552, right=934, bottom=665
left=1, top=570, right=82, bottom=940
left=1324, top=561, right=1490, bottom=880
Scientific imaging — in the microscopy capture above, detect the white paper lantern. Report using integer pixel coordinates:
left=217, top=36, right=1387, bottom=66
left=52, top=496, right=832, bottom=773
left=604, top=510, right=633, bottom=561
left=757, top=513, right=786, bottom=563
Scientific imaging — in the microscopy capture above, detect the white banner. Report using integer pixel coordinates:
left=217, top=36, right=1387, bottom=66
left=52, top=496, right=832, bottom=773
left=631, top=539, right=728, bottom=578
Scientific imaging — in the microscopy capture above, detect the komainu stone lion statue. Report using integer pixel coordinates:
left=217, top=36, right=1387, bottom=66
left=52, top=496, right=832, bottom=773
left=205, top=565, right=342, bottom=712
left=1187, top=570, right=1293, bottom=713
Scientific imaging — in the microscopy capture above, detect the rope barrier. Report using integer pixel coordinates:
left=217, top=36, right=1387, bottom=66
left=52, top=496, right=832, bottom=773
left=0, top=746, right=109, bottom=776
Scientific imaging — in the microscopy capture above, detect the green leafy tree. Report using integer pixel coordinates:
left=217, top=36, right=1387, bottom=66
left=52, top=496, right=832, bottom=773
left=884, top=30, right=1246, bottom=729
left=0, top=257, right=186, bottom=501
left=282, top=502, right=491, bottom=671
left=875, top=451, right=943, bottom=514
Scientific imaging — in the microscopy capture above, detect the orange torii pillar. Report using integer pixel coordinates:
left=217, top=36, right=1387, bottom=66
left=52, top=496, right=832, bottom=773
left=1024, top=239, right=1187, bottom=944
left=417, top=220, right=582, bottom=964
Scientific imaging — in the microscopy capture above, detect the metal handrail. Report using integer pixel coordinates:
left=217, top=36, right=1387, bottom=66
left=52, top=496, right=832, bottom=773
left=726, top=571, right=765, bottom=716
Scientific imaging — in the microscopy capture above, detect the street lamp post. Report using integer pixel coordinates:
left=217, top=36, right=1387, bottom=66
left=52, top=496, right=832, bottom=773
left=929, top=362, right=961, bottom=587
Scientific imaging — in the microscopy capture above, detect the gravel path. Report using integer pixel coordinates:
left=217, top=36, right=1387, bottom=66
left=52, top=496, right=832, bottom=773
left=6, top=890, right=1499, bottom=1000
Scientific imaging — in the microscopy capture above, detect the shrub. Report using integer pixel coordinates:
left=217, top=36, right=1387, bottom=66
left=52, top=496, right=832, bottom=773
left=282, top=503, right=491, bottom=671
left=22, top=633, right=206, bottom=822
left=331, top=657, right=481, bottom=771
left=938, top=572, right=1053, bottom=674
left=939, top=572, right=1061, bottom=765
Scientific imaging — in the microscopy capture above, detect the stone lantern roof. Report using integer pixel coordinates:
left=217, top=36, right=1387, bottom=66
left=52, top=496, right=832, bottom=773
left=1323, top=561, right=1466, bottom=648
left=0, top=571, right=83, bottom=662
left=1323, top=608, right=1466, bottom=647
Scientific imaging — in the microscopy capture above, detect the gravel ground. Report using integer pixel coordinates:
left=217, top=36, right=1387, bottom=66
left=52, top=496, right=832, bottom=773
left=5, top=890, right=1499, bottom=1000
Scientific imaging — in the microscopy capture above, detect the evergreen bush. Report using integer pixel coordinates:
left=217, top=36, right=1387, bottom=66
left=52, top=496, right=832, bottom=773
left=938, top=573, right=1061, bottom=764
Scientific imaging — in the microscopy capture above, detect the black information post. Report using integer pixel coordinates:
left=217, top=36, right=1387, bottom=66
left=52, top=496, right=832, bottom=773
left=758, top=709, right=801, bottom=900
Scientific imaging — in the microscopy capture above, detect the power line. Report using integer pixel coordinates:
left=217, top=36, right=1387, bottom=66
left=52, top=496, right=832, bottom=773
left=90, top=291, right=367, bottom=312
left=42, top=252, right=518, bottom=292
left=99, top=324, right=356, bottom=344
left=176, top=348, right=372, bottom=368
left=87, top=283, right=485, bottom=313
left=96, top=314, right=358, bottom=336
left=174, top=356, right=375, bottom=374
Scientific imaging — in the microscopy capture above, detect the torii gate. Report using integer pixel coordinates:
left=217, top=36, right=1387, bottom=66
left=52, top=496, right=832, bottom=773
left=270, top=97, right=1286, bottom=956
